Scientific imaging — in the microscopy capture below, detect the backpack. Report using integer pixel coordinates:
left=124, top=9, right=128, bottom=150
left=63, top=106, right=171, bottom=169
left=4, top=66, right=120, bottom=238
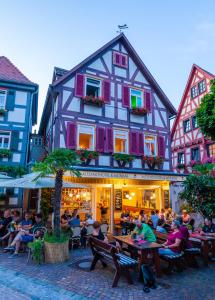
left=141, top=264, right=156, bottom=293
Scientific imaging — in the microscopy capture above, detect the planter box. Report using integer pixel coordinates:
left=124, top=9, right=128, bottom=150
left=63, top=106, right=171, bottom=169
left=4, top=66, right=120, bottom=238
left=44, top=240, right=69, bottom=263
left=130, top=108, right=148, bottom=116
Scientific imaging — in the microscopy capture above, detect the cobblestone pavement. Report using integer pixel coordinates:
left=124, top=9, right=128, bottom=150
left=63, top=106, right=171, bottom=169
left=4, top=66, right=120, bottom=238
left=0, top=248, right=215, bottom=300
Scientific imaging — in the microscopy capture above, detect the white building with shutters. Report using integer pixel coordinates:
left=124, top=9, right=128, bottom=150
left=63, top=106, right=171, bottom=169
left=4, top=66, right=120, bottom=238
left=39, top=34, right=183, bottom=230
left=0, top=56, right=38, bottom=209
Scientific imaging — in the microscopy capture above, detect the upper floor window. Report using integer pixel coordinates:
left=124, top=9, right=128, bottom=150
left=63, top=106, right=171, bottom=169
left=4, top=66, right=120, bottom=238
left=77, top=124, right=95, bottom=151
left=130, top=89, right=143, bottom=109
left=0, top=90, right=6, bottom=110
left=114, top=129, right=128, bottom=154
left=198, top=80, right=206, bottom=94
left=85, top=77, right=101, bottom=98
left=113, top=51, right=128, bottom=68
left=178, top=152, right=185, bottom=164
left=144, top=135, right=157, bottom=156
left=191, top=85, right=199, bottom=99
left=192, top=115, right=198, bottom=129
left=0, top=131, right=10, bottom=149
left=208, top=143, right=215, bottom=157
left=191, top=147, right=200, bottom=161
left=183, top=119, right=191, bottom=133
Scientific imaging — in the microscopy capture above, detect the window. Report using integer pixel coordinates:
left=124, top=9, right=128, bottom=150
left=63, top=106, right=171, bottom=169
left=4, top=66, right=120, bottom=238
left=77, top=124, right=95, bottom=150
left=113, top=51, right=128, bottom=68
left=85, top=77, right=101, bottom=97
left=0, top=90, right=6, bottom=110
left=191, top=85, right=199, bottom=99
left=114, top=129, right=128, bottom=154
left=178, top=152, right=185, bottom=164
left=183, top=119, right=191, bottom=133
left=192, top=115, right=198, bottom=129
left=191, top=147, right=200, bottom=161
left=130, top=89, right=143, bottom=109
left=144, top=135, right=157, bottom=156
left=198, top=80, right=206, bottom=94
left=0, top=131, right=10, bottom=149
left=208, top=144, right=215, bottom=157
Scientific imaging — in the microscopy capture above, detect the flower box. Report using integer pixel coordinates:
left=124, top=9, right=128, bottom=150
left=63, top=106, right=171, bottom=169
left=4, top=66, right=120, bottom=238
left=113, top=153, right=135, bottom=168
left=142, top=155, right=164, bottom=170
left=0, top=149, right=12, bottom=158
left=130, top=107, right=148, bottom=116
left=0, top=109, right=7, bottom=116
left=82, top=96, right=105, bottom=107
left=76, top=149, right=99, bottom=166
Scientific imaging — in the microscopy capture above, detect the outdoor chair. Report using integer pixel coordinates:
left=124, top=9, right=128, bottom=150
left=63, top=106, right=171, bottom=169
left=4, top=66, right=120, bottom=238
left=70, top=226, right=81, bottom=250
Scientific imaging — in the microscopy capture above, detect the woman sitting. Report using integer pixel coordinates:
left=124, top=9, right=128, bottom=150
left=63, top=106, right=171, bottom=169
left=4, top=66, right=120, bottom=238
left=92, top=221, right=120, bottom=250
left=159, top=220, right=183, bottom=256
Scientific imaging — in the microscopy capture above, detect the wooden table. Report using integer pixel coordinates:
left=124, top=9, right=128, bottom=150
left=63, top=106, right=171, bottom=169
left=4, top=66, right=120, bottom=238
left=189, top=233, right=215, bottom=266
left=114, top=235, right=162, bottom=277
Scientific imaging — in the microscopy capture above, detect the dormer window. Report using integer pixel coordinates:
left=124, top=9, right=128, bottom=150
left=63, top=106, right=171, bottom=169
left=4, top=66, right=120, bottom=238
left=113, top=51, right=128, bottom=68
left=191, top=85, right=199, bottom=99
left=85, top=77, right=101, bottom=97
left=0, top=90, right=7, bottom=110
left=198, top=80, right=206, bottom=94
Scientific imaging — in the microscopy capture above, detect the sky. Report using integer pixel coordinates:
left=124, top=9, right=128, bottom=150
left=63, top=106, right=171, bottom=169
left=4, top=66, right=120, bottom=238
left=0, top=0, right=215, bottom=130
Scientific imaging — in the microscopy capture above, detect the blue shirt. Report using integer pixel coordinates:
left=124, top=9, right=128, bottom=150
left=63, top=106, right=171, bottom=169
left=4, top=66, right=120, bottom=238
left=69, top=218, right=80, bottom=226
left=20, top=219, right=32, bottom=226
left=151, top=215, right=159, bottom=229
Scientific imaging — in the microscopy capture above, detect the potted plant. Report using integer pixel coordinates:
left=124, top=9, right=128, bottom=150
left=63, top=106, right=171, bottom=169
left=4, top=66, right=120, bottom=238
left=81, top=95, right=105, bottom=107
left=28, top=239, right=44, bottom=264
left=130, top=107, right=148, bottom=116
left=76, top=149, right=99, bottom=165
left=113, top=153, right=135, bottom=168
left=33, top=148, right=81, bottom=263
left=176, top=163, right=185, bottom=174
left=0, top=149, right=12, bottom=158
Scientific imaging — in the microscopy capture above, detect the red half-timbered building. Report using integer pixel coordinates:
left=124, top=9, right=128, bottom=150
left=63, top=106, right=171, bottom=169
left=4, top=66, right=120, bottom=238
left=171, top=64, right=215, bottom=173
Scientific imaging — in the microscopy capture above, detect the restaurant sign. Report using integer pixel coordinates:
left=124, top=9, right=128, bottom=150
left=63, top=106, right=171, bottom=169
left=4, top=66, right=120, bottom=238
left=78, top=171, right=185, bottom=182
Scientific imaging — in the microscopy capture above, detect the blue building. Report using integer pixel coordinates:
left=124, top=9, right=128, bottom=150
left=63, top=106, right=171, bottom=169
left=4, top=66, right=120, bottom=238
left=0, top=56, right=38, bottom=208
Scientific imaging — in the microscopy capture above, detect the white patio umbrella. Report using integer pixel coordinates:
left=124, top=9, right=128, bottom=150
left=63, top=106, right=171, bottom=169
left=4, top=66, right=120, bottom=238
left=0, top=173, right=12, bottom=180
left=0, top=172, right=88, bottom=189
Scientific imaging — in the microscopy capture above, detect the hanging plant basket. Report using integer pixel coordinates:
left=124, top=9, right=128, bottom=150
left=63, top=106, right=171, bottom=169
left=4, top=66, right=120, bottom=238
left=82, top=96, right=105, bottom=107
left=113, top=153, right=135, bottom=168
left=76, top=149, right=99, bottom=166
left=130, top=107, right=148, bottom=116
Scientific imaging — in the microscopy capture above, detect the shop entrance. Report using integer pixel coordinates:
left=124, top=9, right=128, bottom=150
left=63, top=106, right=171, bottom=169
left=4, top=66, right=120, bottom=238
left=96, top=187, right=111, bottom=225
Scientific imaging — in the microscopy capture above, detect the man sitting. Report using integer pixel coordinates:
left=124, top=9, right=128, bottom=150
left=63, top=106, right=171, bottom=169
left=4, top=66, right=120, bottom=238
left=201, top=218, right=215, bottom=237
left=133, top=221, right=156, bottom=242
left=0, top=209, right=12, bottom=237
left=0, top=210, right=21, bottom=246
left=5, top=213, right=43, bottom=258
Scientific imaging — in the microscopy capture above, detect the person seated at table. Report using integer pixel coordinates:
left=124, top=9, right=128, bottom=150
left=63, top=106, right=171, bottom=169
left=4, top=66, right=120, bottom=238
left=20, top=211, right=33, bottom=230
left=165, top=208, right=175, bottom=224
left=176, top=216, right=192, bottom=249
left=85, top=214, right=94, bottom=225
left=150, top=210, right=159, bottom=229
left=69, top=214, right=80, bottom=227
left=5, top=213, right=43, bottom=257
left=0, top=210, right=21, bottom=245
left=92, top=221, right=121, bottom=250
left=181, top=210, right=190, bottom=224
left=188, top=218, right=195, bottom=233
left=61, top=209, right=71, bottom=229
left=156, top=219, right=167, bottom=233
left=159, top=220, right=183, bottom=256
left=120, top=209, right=130, bottom=235
left=0, top=209, right=12, bottom=237
left=159, top=209, right=166, bottom=220
left=201, top=218, right=215, bottom=237
left=133, top=221, right=156, bottom=242
left=138, top=210, right=147, bottom=223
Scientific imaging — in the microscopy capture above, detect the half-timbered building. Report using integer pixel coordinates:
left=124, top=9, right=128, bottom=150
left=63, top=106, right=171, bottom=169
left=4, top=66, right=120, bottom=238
left=39, top=34, right=182, bottom=231
left=171, top=64, right=215, bottom=173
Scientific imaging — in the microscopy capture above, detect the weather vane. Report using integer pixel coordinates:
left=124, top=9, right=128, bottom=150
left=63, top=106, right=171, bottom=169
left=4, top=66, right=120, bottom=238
left=117, top=24, right=128, bottom=33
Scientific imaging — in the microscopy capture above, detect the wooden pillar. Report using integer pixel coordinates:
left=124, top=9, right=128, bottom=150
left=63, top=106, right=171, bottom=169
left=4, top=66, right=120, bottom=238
left=37, top=189, right=41, bottom=213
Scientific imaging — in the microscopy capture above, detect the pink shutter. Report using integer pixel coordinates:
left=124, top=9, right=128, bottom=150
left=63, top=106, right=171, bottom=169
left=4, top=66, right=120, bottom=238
left=129, top=131, right=138, bottom=154
left=105, top=127, right=113, bottom=153
left=158, top=136, right=165, bottom=158
left=75, top=73, right=84, bottom=97
left=138, top=132, right=144, bottom=155
left=115, top=53, right=121, bottom=65
left=96, top=127, right=105, bottom=152
left=144, top=91, right=151, bottom=112
left=121, top=55, right=127, bottom=68
left=122, top=85, right=130, bottom=108
left=66, top=122, right=77, bottom=149
left=102, top=80, right=111, bottom=103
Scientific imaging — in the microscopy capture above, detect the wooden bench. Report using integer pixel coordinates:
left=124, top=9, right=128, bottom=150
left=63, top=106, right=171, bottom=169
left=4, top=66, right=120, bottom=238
left=89, top=236, right=137, bottom=287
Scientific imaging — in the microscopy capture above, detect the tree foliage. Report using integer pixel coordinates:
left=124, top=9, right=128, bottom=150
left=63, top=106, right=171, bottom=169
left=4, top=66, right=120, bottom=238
left=180, top=171, right=215, bottom=218
left=196, top=79, right=215, bottom=140
left=33, top=148, right=81, bottom=239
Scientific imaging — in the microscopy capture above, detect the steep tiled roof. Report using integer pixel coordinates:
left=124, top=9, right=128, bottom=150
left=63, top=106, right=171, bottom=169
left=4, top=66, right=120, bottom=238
left=0, top=56, right=34, bottom=85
